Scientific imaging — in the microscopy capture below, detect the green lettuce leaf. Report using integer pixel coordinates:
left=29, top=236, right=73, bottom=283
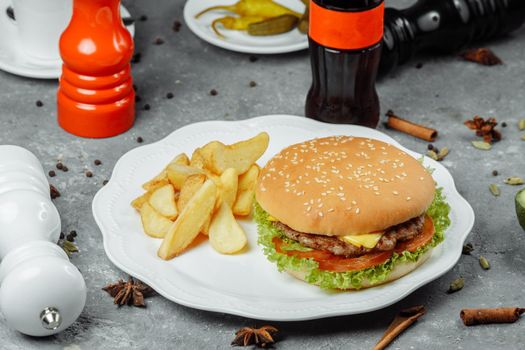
left=255, top=188, right=451, bottom=290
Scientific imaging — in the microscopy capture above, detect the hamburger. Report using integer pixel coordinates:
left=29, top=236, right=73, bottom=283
left=254, top=136, right=450, bottom=290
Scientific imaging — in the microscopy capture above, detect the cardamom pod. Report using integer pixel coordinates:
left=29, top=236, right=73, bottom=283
left=504, top=177, right=524, bottom=185
left=447, top=277, right=464, bottom=294
left=519, top=119, right=525, bottom=131
left=462, top=243, right=474, bottom=255
left=479, top=256, right=490, bottom=270
left=471, top=141, right=492, bottom=150
left=489, top=184, right=501, bottom=196
left=426, top=150, right=439, bottom=161
left=60, top=240, right=79, bottom=257
left=437, top=147, right=449, bottom=160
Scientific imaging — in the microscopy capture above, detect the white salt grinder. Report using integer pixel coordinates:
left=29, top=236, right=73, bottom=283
left=0, top=145, right=86, bottom=336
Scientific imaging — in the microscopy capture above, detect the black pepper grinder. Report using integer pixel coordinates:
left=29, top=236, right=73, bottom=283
left=379, top=0, right=525, bottom=76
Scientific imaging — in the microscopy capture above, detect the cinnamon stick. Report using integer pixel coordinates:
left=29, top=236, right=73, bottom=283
left=386, top=111, right=437, bottom=142
left=460, top=307, right=525, bottom=326
left=373, top=305, right=426, bottom=350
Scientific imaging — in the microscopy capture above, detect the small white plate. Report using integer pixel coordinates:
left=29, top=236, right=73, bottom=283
left=93, top=115, right=475, bottom=321
left=183, top=0, right=308, bottom=54
left=0, top=0, right=135, bottom=79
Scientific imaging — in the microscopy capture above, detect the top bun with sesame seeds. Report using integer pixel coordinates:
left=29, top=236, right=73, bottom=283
left=255, top=136, right=435, bottom=236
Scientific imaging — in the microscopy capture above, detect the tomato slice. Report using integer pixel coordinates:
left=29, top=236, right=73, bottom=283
left=317, top=251, right=393, bottom=272
left=395, top=215, right=435, bottom=253
left=272, top=237, right=392, bottom=272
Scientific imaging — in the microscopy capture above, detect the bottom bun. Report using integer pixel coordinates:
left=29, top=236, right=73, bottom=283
left=286, top=249, right=433, bottom=290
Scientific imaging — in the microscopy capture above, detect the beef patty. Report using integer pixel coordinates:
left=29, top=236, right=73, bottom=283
left=273, top=214, right=426, bottom=258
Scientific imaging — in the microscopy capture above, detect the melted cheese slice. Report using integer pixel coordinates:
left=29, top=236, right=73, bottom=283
left=339, top=232, right=384, bottom=249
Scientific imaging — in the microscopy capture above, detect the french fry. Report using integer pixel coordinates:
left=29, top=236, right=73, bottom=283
left=143, top=153, right=189, bottom=190
left=148, top=184, right=178, bottom=220
left=177, top=174, right=206, bottom=212
left=158, top=180, right=217, bottom=259
left=199, top=132, right=269, bottom=175
left=140, top=202, right=173, bottom=238
left=209, top=202, right=248, bottom=254
left=219, top=168, right=238, bottom=208
left=166, top=164, right=205, bottom=190
left=233, top=164, right=260, bottom=216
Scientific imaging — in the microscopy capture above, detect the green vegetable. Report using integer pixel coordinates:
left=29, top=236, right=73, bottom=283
left=255, top=188, right=451, bottom=290
left=515, top=188, right=525, bottom=230
left=247, top=14, right=298, bottom=36
left=195, top=0, right=301, bottom=19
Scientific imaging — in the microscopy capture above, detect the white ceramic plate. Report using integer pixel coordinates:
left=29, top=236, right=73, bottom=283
left=183, top=0, right=308, bottom=54
left=93, top=115, right=475, bottom=321
left=0, top=0, right=135, bottom=79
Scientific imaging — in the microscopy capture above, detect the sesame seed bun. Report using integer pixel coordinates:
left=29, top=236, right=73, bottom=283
left=256, top=136, right=435, bottom=236
left=286, top=249, right=433, bottom=289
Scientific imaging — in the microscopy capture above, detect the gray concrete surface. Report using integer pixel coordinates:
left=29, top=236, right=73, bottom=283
left=1, top=0, right=525, bottom=348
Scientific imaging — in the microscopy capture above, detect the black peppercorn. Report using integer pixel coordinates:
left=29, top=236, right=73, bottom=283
left=249, top=81, right=257, bottom=87
left=210, top=89, right=218, bottom=96
left=137, top=136, right=144, bottom=143
left=492, top=170, right=498, bottom=176
left=94, top=159, right=102, bottom=166
left=166, top=92, right=174, bottom=99
left=36, top=100, right=44, bottom=107
left=86, top=171, right=93, bottom=178
left=144, top=104, right=150, bottom=111
left=49, top=170, right=56, bottom=177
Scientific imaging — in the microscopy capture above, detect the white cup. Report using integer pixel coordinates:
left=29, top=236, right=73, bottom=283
left=10, top=0, right=72, bottom=60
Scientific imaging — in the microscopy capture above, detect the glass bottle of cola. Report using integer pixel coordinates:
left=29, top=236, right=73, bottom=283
left=305, top=0, right=385, bottom=128
left=380, top=0, right=525, bottom=75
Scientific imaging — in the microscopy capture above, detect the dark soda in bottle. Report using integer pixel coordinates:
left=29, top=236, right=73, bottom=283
left=380, top=0, right=525, bottom=76
left=305, top=0, right=384, bottom=128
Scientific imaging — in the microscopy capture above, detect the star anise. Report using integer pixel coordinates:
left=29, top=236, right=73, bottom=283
left=102, top=277, right=153, bottom=307
left=461, top=48, right=502, bottom=66
left=232, top=326, right=279, bottom=348
left=464, top=116, right=501, bottom=143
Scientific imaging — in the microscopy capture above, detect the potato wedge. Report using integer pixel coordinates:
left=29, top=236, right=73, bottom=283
left=148, top=184, right=178, bottom=220
left=233, top=164, right=260, bottom=216
left=209, top=202, right=248, bottom=254
left=158, top=180, right=217, bottom=259
left=219, top=168, right=238, bottom=208
left=142, top=153, right=189, bottom=190
left=200, top=132, right=269, bottom=175
left=131, top=191, right=151, bottom=211
left=140, top=202, right=173, bottom=238
left=166, top=164, right=205, bottom=190
left=190, top=149, right=206, bottom=169
left=177, top=174, right=206, bottom=212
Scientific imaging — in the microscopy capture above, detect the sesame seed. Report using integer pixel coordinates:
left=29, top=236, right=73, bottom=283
left=319, top=212, right=324, bottom=217
left=355, top=208, right=360, bottom=214
left=393, top=191, right=399, bottom=195
left=407, top=197, right=412, bottom=201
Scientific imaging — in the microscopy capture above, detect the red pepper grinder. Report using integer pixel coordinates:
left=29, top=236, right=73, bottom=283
left=57, top=0, right=135, bottom=138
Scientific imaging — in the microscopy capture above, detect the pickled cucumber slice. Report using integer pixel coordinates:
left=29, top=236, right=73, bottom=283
left=516, top=188, right=525, bottom=230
